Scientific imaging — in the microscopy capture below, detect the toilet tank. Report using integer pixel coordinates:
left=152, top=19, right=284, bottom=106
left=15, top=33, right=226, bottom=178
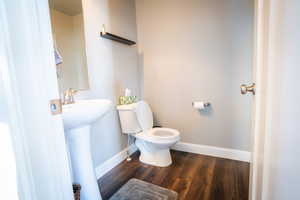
left=116, top=103, right=142, bottom=134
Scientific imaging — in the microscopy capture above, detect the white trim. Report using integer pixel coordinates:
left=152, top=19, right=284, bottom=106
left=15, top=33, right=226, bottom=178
left=95, top=142, right=250, bottom=180
left=250, top=0, right=268, bottom=199
left=1, top=0, right=74, bottom=199
left=0, top=2, right=37, bottom=199
left=172, top=142, right=251, bottom=162
left=95, top=144, right=138, bottom=179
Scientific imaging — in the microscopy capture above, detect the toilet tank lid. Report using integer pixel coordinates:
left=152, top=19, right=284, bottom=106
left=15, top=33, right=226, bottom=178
left=116, top=103, right=138, bottom=111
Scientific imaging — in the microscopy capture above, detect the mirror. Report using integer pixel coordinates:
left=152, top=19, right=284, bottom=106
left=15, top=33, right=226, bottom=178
left=49, top=0, right=89, bottom=93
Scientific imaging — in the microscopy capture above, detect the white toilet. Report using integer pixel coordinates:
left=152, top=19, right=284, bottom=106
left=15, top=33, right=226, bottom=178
left=117, top=101, right=180, bottom=167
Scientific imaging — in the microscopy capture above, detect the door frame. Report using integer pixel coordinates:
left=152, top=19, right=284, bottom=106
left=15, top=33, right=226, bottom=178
left=0, top=0, right=74, bottom=199
left=250, top=0, right=272, bottom=199
left=0, top=3, right=36, bottom=199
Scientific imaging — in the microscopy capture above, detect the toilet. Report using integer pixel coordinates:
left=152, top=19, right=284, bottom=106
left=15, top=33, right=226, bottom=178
left=117, top=101, right=180, bottom=167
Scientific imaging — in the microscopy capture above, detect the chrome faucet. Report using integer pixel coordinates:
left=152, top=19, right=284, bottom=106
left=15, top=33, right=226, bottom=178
left=63, top=88, right=78, bottom=105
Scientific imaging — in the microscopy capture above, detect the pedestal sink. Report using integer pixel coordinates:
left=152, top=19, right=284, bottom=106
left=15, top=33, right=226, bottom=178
left=62, top=99, right=112, bottom=200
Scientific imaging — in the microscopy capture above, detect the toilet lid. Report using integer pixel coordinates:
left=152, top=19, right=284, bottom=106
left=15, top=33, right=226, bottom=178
left=136, top=101, right=153, bottom=131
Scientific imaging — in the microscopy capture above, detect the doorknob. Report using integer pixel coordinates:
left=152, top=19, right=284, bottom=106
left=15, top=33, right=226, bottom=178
left=240, top=83, right=255, bottom=95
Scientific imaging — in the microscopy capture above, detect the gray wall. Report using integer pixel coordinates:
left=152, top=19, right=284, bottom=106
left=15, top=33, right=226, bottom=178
left=80, top=0, right=140, bottom=167
left=135, top=0, right=254, bottom=151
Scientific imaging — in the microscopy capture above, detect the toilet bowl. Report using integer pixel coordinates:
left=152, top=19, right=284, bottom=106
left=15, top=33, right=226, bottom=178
left=117, top=101, right=180, bottom=167
left=135, top=128, right=180, bottom=166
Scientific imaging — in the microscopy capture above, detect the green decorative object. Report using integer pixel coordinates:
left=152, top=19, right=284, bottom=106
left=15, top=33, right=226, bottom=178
left=119, top=96, right=137, bottom=105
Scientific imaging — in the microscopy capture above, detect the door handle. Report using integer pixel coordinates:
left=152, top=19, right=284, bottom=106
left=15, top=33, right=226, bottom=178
left=240, top=83, right=255, bottom=95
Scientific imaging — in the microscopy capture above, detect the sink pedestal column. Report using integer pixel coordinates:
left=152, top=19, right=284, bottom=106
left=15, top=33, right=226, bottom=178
left=66, top=125, right=102, bottom=200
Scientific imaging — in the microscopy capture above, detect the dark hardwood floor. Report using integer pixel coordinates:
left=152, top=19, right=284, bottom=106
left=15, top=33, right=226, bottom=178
left=98, top=150, right=249, bottom=200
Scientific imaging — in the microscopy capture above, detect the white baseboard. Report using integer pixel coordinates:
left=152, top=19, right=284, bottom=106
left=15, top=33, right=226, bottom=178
left=95, top=144, right=138, bottom=179
left=172, top=142, right=251, bottom=162
left=95, top=142, right=250, bottom=179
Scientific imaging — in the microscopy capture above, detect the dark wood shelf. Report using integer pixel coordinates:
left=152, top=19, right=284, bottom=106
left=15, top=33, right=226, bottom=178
left=100, top=32, right=136, bottom=46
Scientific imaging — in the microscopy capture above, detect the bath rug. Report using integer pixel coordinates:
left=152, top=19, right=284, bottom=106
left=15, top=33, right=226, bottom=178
left=109, top=178, right=178, bottom=200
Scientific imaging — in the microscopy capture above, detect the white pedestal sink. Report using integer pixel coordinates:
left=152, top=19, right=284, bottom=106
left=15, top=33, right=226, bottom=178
left=62, top=99, right=112, bottom=200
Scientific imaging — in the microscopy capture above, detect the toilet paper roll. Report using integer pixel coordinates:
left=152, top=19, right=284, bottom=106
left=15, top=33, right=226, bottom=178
left=192, top=101, right=206, bottom=110
left=125, top=88, right=131, bottom=97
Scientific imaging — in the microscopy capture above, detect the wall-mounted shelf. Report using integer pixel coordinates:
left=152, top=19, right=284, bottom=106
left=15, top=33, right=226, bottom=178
left=100, top=32, right=136, bottom=45
left=100, top=25, right=136, bottom=46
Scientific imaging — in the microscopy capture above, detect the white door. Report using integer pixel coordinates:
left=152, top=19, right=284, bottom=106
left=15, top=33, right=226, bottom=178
left=0, top=0, right=74, bottom=199
left=250, top=0, right=300, bottom=199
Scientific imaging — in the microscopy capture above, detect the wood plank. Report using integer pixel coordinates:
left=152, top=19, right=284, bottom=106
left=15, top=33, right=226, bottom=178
left=98, top=150, right=249, bottom=200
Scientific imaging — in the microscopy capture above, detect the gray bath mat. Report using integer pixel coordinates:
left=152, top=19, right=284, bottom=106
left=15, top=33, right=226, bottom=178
left=109, top=178, right=178, bottom=200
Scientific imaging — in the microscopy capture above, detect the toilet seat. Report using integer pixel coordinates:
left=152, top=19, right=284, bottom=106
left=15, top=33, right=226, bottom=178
left=136, top=128, right=180, bottom=144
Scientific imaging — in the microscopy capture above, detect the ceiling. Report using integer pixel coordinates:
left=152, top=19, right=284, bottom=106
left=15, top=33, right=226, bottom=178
left=49, top=0, right=83, bottom=16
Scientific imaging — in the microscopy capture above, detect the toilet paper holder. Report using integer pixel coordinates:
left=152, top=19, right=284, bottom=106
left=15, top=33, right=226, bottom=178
left=192, top=102, right=211, bottom=107
left=203, top=102, right=211, bottom=107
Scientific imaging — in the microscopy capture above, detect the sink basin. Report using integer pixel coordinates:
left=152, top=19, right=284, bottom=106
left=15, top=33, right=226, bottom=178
left=62, top=99, right=112, bottom=200
left=62, top=99, right=112, bottom=130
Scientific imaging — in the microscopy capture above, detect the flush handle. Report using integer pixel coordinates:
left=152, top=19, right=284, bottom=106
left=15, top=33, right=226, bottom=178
left=240, top=83, right=255, bottom=95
